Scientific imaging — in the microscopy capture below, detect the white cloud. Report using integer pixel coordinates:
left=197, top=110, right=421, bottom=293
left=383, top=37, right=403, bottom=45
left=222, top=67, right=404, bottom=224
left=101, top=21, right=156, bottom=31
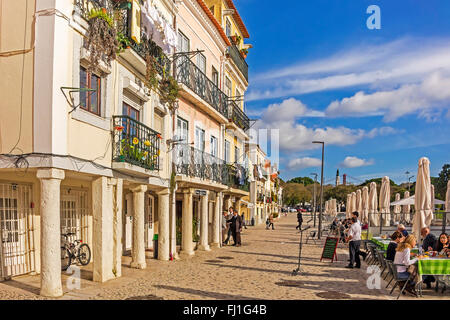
left=287, top=157, right=322, bottom=170
left=246, top=37, right=450, bottom=102
left=253, top=98, right=397, bottom=152
left=340, top=156, right=374, bottom=168
left=325, top=72, right=450, bottom=122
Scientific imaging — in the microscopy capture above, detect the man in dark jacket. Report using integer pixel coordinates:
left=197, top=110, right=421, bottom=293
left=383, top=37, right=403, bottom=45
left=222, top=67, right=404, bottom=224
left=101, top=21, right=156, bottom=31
left=228, top=209, right=243, bottom=246
left=421, top=227, right=437, bottom=288
left=386, top=231, right=404, bottom=261
left=296, top=210, right=303, bottom=230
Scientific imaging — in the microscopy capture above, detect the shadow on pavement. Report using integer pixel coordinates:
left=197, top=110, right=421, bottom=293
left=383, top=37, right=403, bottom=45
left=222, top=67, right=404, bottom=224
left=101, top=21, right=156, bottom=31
left=153, top=284, right=261, bottom=300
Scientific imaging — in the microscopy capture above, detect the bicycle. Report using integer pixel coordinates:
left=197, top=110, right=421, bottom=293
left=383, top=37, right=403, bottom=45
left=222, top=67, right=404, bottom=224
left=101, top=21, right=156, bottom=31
left=61, top=233, right=91, bottom=271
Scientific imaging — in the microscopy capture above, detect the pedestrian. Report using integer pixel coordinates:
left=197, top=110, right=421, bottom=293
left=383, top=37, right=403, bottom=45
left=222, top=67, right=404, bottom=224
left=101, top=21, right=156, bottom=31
left=228, top=208, right=243, bottom=246
left=351, top=211, right=367, bottom=261
left=241, top=213, right=247, bottom=229
left=346, top=217, right=362, bottom=268
left=223, top=207, right=234, bottom=245
left=221, top=211, right=228, bottom=246
left=267, top=213, right=275, bottom=230
left=295, top=210, right=303, bottom=230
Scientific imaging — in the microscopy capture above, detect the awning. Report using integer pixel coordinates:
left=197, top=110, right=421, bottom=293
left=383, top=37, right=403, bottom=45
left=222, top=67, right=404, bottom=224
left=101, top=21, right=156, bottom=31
left=390, top=195, right=445, bottom=206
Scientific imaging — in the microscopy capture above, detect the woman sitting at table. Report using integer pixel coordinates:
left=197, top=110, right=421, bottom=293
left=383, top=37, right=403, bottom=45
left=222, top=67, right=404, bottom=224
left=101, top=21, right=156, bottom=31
left=386, top=231, right=404, bottom=261
left=434, top=232, right=449, bottom=255
left=394, top=234, right=418, bottom=296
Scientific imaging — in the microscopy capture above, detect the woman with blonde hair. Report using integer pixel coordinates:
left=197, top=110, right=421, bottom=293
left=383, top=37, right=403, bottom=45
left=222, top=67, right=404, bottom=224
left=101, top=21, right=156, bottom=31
left=393, top=234, right=418, bottom=296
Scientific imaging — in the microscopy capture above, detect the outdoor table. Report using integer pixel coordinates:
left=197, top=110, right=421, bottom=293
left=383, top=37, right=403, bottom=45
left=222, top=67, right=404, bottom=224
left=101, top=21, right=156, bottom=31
left=370, top=237, right=419, bottom=255
left=416, top=257, right=450, bottom=296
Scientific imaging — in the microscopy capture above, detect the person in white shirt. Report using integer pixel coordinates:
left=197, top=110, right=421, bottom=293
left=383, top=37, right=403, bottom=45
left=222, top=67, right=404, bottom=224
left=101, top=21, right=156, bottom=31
left=394, top=234, right=418, bottom=296
left=345, top=217, right=362, bottom=268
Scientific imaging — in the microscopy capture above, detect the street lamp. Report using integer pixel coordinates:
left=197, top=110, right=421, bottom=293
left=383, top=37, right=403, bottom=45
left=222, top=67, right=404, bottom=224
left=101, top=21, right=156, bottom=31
left=406, top=172, right=414, bottom=191
left=310, top=173, right=318, bottom=227
left=312, top=141, right=325, bottom=239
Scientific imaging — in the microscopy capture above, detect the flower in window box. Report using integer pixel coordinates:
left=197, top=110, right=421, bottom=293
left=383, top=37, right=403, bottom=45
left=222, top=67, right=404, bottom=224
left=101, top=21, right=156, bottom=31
left=144, top=140, right=151, bottom=147
left=142, top=151, right=149, bottom=159
left=132, top=137, right=139, bottom=145
left=156, top=134, right=162, bottom=139
left=157, top=150, right=161, bottom=156
left=114, top=125, right=124, bottom=131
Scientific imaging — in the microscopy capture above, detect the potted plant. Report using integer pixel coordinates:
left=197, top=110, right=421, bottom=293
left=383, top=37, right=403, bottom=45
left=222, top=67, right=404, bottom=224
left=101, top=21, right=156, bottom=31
left=240, top=48, right=248, bottom=59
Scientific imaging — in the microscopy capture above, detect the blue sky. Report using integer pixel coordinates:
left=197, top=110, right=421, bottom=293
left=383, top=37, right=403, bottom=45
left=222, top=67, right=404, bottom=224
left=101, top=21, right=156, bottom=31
left=236, top=0, right=450, bottom=184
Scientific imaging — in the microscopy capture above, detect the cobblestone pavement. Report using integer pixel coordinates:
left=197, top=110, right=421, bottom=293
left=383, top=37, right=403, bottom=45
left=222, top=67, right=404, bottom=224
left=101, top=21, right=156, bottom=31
left=0, top=213, right=448, bottom=300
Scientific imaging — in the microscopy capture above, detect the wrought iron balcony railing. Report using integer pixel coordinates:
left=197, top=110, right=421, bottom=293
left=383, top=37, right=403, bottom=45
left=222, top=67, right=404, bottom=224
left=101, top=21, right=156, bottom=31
left=112, top=116, right=160, bottom=171
left=75, top=0, right=171, bottom=76
left=176, top=55, right=229, bottom=118
left=226, top=41, right=248, bottom=82
left=228, top=100, right=250, bottom=132
left=223, top=163, right=249, bottom=190
left=173, top=144, right=227, bottom=184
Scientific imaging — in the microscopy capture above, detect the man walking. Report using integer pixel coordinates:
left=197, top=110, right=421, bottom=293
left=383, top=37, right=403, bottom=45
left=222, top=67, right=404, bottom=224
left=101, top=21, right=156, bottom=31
left=346, top=217, right=362, bottom=268
left=266, top=213, right=275, bottom=230
left=222, top=211, right=228, bottom=246
left=351, top=211, right=367, bottom=261
left=229, top=208, right=243, bottom=246
left=296, top=210, right=303, bottom=230
left=241, top=213, right=247, bottom=229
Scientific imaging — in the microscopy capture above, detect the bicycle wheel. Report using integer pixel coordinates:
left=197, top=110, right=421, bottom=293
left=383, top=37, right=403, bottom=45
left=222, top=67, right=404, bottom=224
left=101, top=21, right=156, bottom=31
left=77, top=243, right=91, bottom=266
left=61, top=247, right=72, bottom=271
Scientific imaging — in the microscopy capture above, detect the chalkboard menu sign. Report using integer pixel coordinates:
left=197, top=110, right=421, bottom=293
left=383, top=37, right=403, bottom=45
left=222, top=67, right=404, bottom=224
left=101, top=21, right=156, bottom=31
left=320, top=237, right=338, bottom=262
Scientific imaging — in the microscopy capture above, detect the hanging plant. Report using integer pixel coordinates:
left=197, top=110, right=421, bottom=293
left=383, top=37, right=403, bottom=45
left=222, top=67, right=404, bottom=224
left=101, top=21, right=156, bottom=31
left=85, top=8, right=119, bottom=72
left=159, top=75, right=180, bottom=110
left=116, top=31, right=131, bottom=54
left=145, top=53, right=159, bottom=92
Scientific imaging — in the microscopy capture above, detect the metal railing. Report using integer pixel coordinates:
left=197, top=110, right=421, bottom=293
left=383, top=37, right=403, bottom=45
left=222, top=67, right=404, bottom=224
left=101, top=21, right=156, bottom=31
left=112, top=116, right=160, bottom=171
left=74, top=0, right=171, bottom=76
left=176, top=55, right=229, bottom=118
left=173, top=144, right=227, bottom=184
left=228, top=100, right=250, bottom=132
left=227, top=42, right=248, bottom=81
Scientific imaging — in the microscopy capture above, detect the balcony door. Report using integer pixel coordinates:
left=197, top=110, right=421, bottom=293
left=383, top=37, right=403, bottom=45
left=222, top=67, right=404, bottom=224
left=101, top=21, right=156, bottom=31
left=122, top=102, right=140, bottom=138
left=195, top=127, right=205, bottom=152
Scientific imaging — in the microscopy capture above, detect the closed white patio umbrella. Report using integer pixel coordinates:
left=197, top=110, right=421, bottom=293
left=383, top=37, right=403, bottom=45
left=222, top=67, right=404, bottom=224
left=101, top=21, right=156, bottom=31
left=403, top=191, right=411, bottom=224
left=361, top=186, right=369, bottom=224
left=379, top=176, right=391, bottom=227
left=393, top=193, right=401, bottom=223
left=369, top=182, right=378, bottom=226
left=325, top=200, right=329, bottom=215
left=346, top=194, right=351, bottom=218
left=350, top=192, right=356, bottom=216
left=332, top=199, right=337, bottom=216
left=412, top=157, right=433, bottom=241
left=356, top=189, right=362, bottom=214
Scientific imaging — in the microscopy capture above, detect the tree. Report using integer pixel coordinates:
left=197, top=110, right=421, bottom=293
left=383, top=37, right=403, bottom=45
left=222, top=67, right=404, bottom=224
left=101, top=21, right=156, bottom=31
left=324, top=185, right=358, bottom=204
left=286, top=176, right=314, bottom=186
left=282, top=183, right=312, bottom=206
left=436, top=164, right=450, bottom=200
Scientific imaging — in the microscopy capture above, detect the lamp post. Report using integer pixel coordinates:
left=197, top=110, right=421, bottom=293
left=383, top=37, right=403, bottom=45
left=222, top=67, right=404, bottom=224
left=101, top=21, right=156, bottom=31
left=312, top=141, right=325, bottom=239
left=310, top=173, right=318, bottom=227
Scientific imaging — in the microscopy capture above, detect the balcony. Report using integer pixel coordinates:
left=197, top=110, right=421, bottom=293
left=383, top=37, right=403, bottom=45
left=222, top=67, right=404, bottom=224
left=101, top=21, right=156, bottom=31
left=75, top=0, right=170, bottom=76
left=176, top=56, right=229, bottom=119
left=227, top=42, right=248, bottom=82
left=173, top=144, right=227, bottom=184
left=228, top=101, right=250, bottom=132
left=112, top=116, right=160, bottom=171
left=223, top=163, right=249, bottom=191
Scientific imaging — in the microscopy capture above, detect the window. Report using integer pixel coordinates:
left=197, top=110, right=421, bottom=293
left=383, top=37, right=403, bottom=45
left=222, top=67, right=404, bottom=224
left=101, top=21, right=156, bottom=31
left=195, top=127, right=205, bottom=151
left=212, top=67, right=219, bottom=86
left=234, top=146, right=240, bottom=163
left=0, top=198, right=18, bottom=243
left=176, top=117, right=188, bottom=142
left=225, top=77, right=232, bottom=97
left=210, top=136, right=218, bottom=157
left=226, top=19, right=232, bottom=37
left=122, top=102, right=140, bottom=121
left=177, top=31, right=190, bottom=53
left=224, top=140, right=230, bottom=163
left=80, top=66, right=101, bottom=115
left=197, top=53, right=206, bottom=74
left=235, top=88, right=241, bottom=106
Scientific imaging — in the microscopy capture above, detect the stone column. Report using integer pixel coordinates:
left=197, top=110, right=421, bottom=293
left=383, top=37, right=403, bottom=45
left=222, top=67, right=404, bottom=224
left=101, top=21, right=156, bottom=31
left=37, top=168, right=64, bottom=297
left=157, top=188, right=170, bottom=260
left=113, top=179, right=123, bottom=278
left=198, top=191, right=210, bottom=251
left=211, top=192, right=221, bottom=248
left=170, top=188, right=179, bottom=259
left=130, top=185, right=147, bottom=269
left=235, top=197, right=242, bottom=216
left=181, top=189, right=194, bottom=256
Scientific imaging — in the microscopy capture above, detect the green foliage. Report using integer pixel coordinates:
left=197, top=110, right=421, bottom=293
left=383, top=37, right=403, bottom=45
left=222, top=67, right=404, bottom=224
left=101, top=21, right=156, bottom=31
left=116, top=31, right=131, bottom=53
left=193, top=218, right=199, bottom=242
left=159, top=76, right=180, bottom=109
left=358, top=177, right=397, bottom=187
left=286, top=176, right=315, bottom=186
left=88, top=8, right=114, bottom=27
left=324, top=185, right=358, bottom=203
left=282, top=183, right=312, bottom=206
left=119, top=138, right=157, bottom=169
left=435, top=164, right=450, bottom=200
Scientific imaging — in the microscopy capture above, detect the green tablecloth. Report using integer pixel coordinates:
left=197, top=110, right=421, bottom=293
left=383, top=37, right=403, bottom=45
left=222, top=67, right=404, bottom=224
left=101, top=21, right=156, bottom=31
left=370, top=237, right=390, bottom=251
left=417, top=258, right=450, bottom=276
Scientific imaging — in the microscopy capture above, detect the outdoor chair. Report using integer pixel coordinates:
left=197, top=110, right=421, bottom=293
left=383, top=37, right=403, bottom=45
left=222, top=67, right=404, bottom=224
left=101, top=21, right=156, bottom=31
left=390, top=263, right=416, bottom=299
left=435, top=276, right=449, bottom=294
left=385, top=260, right=395, bottom=288
left=367, top=244, right=379, bottom=265
left=375, top=250, right=388, bottom=278
left=306, top=230, right=317, bottom=244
